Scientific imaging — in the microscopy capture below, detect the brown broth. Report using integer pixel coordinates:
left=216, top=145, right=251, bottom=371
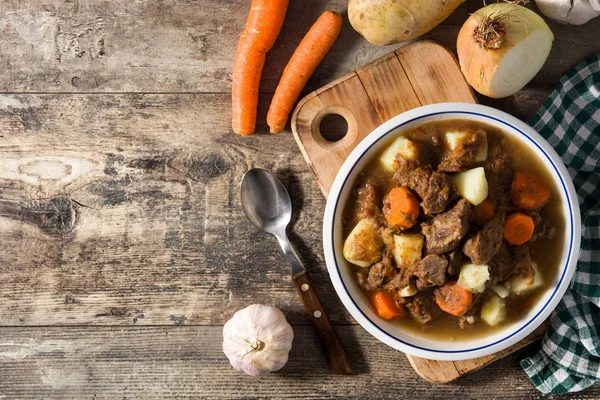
left=342, top=119, right=565, bottom=341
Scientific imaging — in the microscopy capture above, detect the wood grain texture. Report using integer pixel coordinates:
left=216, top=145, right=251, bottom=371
left=1, top=0, right=599, bottom=397
left=3, top=325, right=599, bottom=399
left=0, top=93, right=354, bottom=326
left=0, top=0, right=599, bottom=93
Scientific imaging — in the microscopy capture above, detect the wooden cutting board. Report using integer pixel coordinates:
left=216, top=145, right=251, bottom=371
left=290, top=40, right=548, bottom=383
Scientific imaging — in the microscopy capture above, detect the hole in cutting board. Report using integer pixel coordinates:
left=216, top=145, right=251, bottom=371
left=319, top=113, right=348, bottom=142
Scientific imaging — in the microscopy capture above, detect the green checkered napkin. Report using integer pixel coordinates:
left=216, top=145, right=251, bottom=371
left=520, top=54, right=600, bottom=395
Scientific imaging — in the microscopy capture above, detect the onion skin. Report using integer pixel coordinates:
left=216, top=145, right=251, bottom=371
left=457, top=4, right=554, bottom=98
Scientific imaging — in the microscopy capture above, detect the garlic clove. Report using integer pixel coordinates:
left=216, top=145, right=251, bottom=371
left=223, top=304, right=294, bottom=376
left=536, top=0, right=600, bottom=25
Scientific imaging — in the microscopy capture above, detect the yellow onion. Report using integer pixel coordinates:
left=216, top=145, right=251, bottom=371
left=457, top=3, right=554, bottom=98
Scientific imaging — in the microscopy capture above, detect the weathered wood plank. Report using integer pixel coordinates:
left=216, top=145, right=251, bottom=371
left=2, top=326, right=598, bottom=399
left=0, top=0, right=598, bottom=93
left=0, top=93, right=350, bottom=326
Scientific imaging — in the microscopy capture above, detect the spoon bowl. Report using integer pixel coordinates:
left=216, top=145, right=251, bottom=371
left=240, top=168, right=292, bottom=236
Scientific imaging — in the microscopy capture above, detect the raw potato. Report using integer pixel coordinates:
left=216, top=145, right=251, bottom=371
left=511, top=262, right=543, bottom=294
left=392, top=233, right=424, bottom=271
left=348, top=0, right=466, bottom=46
left=343, top=218, right=383, bottom=268
left=452, top=167, right=488, bottom=206
left=398, top=282, right=418, bottom=297
left=492, top=284, right=510, bottom=299
left=481, top=294, right=506, bottom=326
left=379, top=137, right=419, bottom=172
left=457, top=263, right=490, bottom=293
left=445, top=130, right=488, bottom=161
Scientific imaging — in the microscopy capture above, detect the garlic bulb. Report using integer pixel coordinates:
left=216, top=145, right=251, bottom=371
left=536, top=0, right=600, bottom=25
left=222, top=304, right=294, bottom=376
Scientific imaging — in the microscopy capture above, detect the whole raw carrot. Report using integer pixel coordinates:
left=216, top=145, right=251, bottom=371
left=232, top=0, right=289, bottom=136
left=267, top=10, right=342, bottom=134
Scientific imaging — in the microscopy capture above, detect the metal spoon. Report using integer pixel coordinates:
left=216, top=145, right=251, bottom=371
left=240, top=168, right=352, bottom=374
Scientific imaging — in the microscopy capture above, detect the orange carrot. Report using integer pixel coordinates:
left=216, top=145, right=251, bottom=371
left=503, top=212, right=535, bottom=245
left=472, top=199, right=495, bottom=226
left=434, top=281, right=473, bottom=316
left=232, top=0, right=289, bottom=136
left=511, top=171, right=550, bottom=210
left=371, top=290, right=405, bottom=320
left=267, top=11, right=342, bottom=133
left=383, top=187, right=420, bottom=229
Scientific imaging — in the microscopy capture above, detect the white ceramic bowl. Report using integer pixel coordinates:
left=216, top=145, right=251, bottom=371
left=323, top=103, right=581, bottom=361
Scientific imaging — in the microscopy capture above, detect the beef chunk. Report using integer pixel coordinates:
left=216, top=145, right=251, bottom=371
left=513, top=245, right=534, bottom=278
left=355, top=251, right=395, bottom=291
left=485, top=147, right=513, bottom=208
left=438, top=130, right=487, bottom=172
left=463, top=215, right=505, bottom=264
left=405, top=292, right=442, bottom=324
left=416, top=278, right=435, bottom=291
left=530, top=213, right=557, bottom=241
left=393, top=153, right=432, bottom=199
left=356, top=182, right=380, bottom=221
left=422, top=199, right=472, bottom=254
left=421, top=172, right=459, bottom=215
left=447, top=248, right=463, bottom=276
left=367, top=256, right=395, bottom=290
left=415, top=254, right=447, bottom=286
left=488, top=243, right=513, bottom=283
left=393, top=167, right=431, bottom=200
left=383, top=269, right=413, bottom=292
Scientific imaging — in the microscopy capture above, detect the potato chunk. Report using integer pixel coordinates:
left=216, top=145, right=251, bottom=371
left=511, top=262, right=543, bottom=295
left=492, top=284, right=510, bottom=299
left=452, top=167, right=489, bottom=206
left=457, top=263, right=490, bottom=293
left=343, top=219, right=383, bottom=268
left=445, top=130, right=488, bottom=162
left=379, top=137, right=419, bottom=172
left=398, top=282, right=418, bottom=297
left=392, top=233, right=424, bottom=271
left=481, top=294, right=506, bottom=326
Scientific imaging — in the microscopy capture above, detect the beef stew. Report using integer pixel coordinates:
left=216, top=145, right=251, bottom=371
left=342, top=119, right=565, bottom=340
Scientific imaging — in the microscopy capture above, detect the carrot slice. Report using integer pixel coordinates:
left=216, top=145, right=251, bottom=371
left=472, top=199, right=495, bottom=226
left=511, top=172, right=550, bottom=210
left=383, top=187, right=420, bottom=229
left=267, top=11, right=343, bottom=133
left=503, top=212, right=535, bottom=245
left=434, top=281, right=473, bottom=316
left=371, top=290, right=405, bottom=320
left=232, top=0, right=289, bottom=135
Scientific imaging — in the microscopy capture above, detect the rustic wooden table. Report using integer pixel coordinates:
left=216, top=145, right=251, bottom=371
left=0, top=1, right=598, bottom=398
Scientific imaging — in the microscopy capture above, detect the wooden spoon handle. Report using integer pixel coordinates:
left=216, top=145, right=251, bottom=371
left=292, top=270, right=353, bottom=374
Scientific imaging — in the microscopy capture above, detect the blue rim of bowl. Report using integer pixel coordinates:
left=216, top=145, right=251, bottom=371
left=331, top=110, right=574, bottom=353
